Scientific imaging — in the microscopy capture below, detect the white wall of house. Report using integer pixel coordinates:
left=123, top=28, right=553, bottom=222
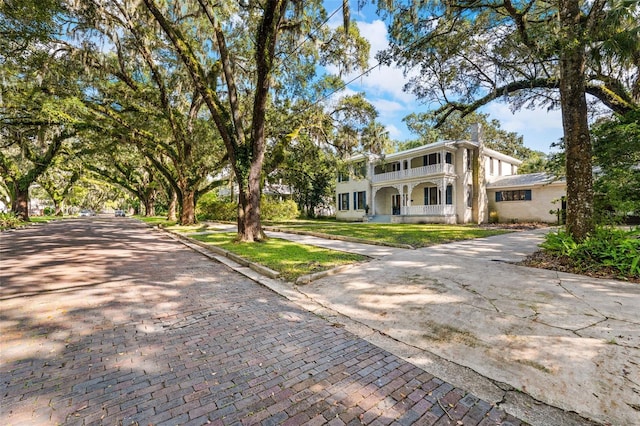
left=336, top=179, right=370, bottom=221
left=488, top=184, right=566, bottom=223
left=335, top=136, right=527, bottom=224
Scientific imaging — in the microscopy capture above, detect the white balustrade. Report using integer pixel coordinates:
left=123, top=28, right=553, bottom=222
left=371, top=163, right=455, bottom=183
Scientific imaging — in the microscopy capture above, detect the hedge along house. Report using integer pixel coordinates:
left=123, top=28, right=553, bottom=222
left=336, top=124, right=566, bottom=224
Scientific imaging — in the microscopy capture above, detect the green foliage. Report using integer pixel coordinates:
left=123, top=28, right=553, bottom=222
left=261, top=199, right=299, bottom=221
left=197, top=194, right=237, bottom=222
left=197, top=194, right=299, bottom=222
left=541, top=227, right=640, bottom=278
left=592, top=109, right=640, bottom=221
left=399, top=111, right=540, bottom=164
left=0, top=212, right=21, bottom=229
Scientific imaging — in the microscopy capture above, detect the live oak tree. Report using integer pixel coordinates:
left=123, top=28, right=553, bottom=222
left=0, top=55, right=86, bottom=220
left=0, top=0, right=86, bottom=220
left=37, top=152, right=82, bottom=216
left=69, top=1, right=229, bottom=225
left=401, top=111, right=540, bottom=162
left=82, top=138, right=163, bottom=217
left=375, top=0, right=639, bottom=241
left=136, top=0, right=368, bottom=241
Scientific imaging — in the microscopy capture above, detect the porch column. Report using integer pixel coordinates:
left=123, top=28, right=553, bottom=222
left=371, top=186, right=379, bottom=216
left=406, top=182, right=418, bottom=215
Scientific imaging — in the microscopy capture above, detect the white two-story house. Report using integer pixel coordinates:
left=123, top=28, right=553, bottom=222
left=336, top=126, right=565, bottom=224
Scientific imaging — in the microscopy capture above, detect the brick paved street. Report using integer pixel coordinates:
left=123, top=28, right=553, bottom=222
left=1, top=218, right=525, bottom=425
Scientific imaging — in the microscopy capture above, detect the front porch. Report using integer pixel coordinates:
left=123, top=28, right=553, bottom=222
left=371, top=180, right=459, bottom=224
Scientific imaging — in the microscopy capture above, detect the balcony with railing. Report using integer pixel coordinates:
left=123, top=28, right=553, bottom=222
left=372, top=163, right=455, bottom=184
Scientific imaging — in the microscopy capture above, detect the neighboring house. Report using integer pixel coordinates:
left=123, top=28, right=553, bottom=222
left=336, top=125, right=566, bottom=224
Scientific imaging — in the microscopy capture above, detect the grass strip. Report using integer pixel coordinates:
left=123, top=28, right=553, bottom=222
left=190, top=232, right=367, bottom=281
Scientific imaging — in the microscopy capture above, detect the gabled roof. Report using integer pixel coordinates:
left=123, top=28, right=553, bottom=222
left=487, top=172, right=565, bottom=189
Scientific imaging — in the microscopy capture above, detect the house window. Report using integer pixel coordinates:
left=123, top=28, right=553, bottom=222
left=338, top=193, right=350, bottom=210
left=445, top=152, right=452, bottom=164
left=424, top=187, right=439, bottom=205
left=445, top=185, right=453, bottom=205
left=354, top=161, right=367, bottom=178
left=354, top=191, right=366, bottom=210
left=338, top=172, right=349, bottom=182
left=495, top=190, right=532, bottom=202
left=392, top=162, right=401, bottom=172
left=467, top=185, right=473, bottom=208
left=423, top=153, right=441, bottom=166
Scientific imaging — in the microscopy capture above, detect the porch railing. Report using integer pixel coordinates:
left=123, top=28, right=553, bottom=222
left=372, top=163, right=455, bottom=183
left=402, top=205, right=456, bottom=216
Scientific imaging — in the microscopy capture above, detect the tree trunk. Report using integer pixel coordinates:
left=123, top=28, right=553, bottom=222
left=237, top=176, right=264, bottom=242
left=144, top=198, right=156, bottom=217
left=54, top=199, right=63, bottom=216
left=167, top=189, right=177, bottom=221
left=559, top=0, right=594, bottom=242
left=13, top=187, right=29, bottom=221
left=180, top=189, right=196, bottom=225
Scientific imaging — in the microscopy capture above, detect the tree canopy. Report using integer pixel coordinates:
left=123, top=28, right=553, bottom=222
left=375, top=0, right=640, bottom=240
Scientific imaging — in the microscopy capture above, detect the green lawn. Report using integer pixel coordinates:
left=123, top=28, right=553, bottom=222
left=137, top=216, right=510, bottom=280
left=135, top=216, right=178, bottom=227
left=265, top=220, right=510, bottom=248
left=190, top=232, right=366, bottom=280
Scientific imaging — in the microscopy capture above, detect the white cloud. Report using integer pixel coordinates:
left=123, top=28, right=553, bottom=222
left=385, top=123, right=403, bottom=140
left=371, top=98, right=404, bottom=116
left=323, top=6, right=565, bottom=152
left=482, top=103, right=564, bottom=152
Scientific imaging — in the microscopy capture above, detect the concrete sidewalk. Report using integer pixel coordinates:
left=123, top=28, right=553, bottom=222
left=176, top=224, right=640, bottom=424
left=273, top=229, right=640, bottom=425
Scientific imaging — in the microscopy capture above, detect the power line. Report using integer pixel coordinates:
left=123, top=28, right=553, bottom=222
left=280, top=3, right=344, bottom=63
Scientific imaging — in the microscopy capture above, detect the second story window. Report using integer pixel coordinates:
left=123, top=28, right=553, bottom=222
left=445, top=152, right=452, bottom=164
left=354, top=161, right=367, bottom=179
left=338, top=171, right=349, bottom=182
left=423, top=153, right=441, bottom=166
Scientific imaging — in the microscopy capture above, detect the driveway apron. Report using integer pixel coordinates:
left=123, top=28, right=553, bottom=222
left=1, top=218, right=525, bottom=426
left=296, top=230, right=640, bottom=426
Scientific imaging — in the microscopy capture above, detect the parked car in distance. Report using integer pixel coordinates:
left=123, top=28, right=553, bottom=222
left=79, top=209, right=95, bottom=217
left=114, top=210, right=125, bottom=217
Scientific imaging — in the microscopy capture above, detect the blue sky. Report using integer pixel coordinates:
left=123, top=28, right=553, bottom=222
left=322, top=1, right=564, bottom=154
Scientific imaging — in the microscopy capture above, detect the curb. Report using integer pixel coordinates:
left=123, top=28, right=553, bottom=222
left=160, top=227, right=281, bottom=279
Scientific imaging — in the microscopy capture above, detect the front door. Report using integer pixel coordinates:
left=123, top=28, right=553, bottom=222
left=392, top=194, right=401, bottom=215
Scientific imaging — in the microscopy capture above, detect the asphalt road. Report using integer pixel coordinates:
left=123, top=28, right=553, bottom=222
left=0, top=217, right=525, bottom=425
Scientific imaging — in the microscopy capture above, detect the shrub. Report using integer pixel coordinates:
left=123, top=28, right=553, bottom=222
left=197, top=194, right=237, bottom=222
left=0, top=212, right=22, bottom=229
left=261, top=199, right=299, bottom=221
left=197, top=194, right=299, bottom=222
left=541, top=227, right=640, bottom=278
left=489, top=211, right=499, bottom=224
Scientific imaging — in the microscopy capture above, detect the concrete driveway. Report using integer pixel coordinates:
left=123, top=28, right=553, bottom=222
left=292, top=230, right=640, bottom=425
